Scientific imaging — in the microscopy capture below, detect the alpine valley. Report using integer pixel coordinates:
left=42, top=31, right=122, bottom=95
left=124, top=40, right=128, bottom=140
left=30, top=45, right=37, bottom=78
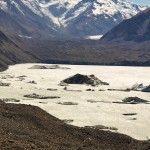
left=0, top=0, right=149, bottom=70
left=0, top=1, right=150, bottom=149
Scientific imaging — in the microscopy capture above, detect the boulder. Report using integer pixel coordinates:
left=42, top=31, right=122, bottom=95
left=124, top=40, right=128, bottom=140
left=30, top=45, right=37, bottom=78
left=142, top=85, right=150, bottom=92
left=122, top=97, right=149, bottom=104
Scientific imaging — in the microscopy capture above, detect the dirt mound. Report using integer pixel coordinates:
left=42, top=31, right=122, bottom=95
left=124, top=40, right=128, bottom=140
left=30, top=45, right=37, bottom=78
left=0, top=98, right=20, bottom=103
left=122, top=97, right=149, bottom=104
left=29, top=65, right=70, bottom=70
left=29, top=65, right=48, bottom=69
left=24, top=93, right=60, bottom=99
left=0, top=82, right=10, bottom=86
left=62, top=74, right=109, bottom=86
left=0, top=101, right=150, bottom=150
left=57, top=102, right=78, bottom=105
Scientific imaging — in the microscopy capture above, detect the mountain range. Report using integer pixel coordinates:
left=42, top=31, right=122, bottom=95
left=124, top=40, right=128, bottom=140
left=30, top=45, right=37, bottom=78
left=0, top=0, right=146, bottom=38
left=0, top=0, right=149, bottom=71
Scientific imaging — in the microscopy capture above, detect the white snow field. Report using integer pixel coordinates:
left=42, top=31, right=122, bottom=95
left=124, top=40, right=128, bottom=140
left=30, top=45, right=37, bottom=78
left=85, top=35, right=103, bottom=40
left=0, top=63, right=150, bottom=140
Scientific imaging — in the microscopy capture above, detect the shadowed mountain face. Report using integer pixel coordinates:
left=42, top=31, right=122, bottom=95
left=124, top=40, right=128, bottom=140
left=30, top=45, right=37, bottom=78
left=98, top=8, right=150, bottom=65
left=0, top=31, right=150, bottom=72
left=100, top=8, right=150, bottom=43
left=0, top=0, right=146, bottom=38
left=0, top=29, right=39, bottom=71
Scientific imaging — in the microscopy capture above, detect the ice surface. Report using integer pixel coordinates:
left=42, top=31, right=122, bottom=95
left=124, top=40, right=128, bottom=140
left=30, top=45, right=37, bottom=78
left=0, top=63, right=150, bottom=140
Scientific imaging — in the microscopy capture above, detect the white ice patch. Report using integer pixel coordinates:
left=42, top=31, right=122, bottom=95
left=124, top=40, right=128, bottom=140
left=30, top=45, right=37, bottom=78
left=18, top=35, right=32, bottom=39
left=1, top=63, right=150, bottom=140
left=85, top=35, right=103, bottom=40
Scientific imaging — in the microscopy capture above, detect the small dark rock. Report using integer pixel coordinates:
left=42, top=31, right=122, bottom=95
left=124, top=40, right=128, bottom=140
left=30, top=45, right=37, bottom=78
left=58, top=102, right=78, bottom=105
left=47, top=88, right=58, bottom=91
left=142, top=85, right=150, bottom=92
left=28, top=80, right=37, bottom=84
left=122, top=97, right=149, bottom=104
left=122, top=113, right=137, bottom=116
left=63, top=119, right=74, bottom=124
left=86, top=89, right=92, bottom=91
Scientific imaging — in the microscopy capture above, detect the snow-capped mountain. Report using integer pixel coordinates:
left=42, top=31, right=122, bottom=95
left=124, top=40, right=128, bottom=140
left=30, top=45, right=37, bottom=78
left=0, top=0, right=147, bottom=38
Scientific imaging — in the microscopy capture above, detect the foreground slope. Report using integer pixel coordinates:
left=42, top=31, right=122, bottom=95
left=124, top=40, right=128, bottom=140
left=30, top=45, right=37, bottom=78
left=0, top=101, right=150, bottom=150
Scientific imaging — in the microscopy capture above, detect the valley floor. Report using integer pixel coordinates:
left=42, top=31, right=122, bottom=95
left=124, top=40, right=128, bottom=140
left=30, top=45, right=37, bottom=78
left=0, top=63, right=150, bottom=140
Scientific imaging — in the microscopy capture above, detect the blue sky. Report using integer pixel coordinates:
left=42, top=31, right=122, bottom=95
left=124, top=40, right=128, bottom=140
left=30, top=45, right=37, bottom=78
left=131, top=0, right=150, bottom=6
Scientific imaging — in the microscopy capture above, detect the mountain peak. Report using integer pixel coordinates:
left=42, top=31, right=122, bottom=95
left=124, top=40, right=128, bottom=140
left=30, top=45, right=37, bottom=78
left=0, top=0, right=147, bottom=38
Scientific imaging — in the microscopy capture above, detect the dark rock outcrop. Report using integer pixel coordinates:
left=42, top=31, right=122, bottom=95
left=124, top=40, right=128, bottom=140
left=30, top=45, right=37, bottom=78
left=142, top=85, right=150, bottom=92
left=122, top=97, right=149, bottom=104
left=62, top=74, right=109, bottom=86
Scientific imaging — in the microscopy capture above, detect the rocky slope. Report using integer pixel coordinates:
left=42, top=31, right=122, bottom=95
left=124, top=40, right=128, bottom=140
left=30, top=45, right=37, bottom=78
left=0, top=0, right=146, bottom=38
left=0, top=28, right=39, bottom=71
left=98, top=8, right=150, bottom=65
left=0, top=101, right=150, bottom=150
left=100, top=8, right=150, bottom=44
left=21, top=38, right=150, bottom=66
left=1, top=34, right=150, bottom=71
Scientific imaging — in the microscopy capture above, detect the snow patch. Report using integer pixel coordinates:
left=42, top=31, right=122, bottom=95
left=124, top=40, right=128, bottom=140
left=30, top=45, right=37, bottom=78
left=18, top=35, right=32, bottom=39
left=85, top=35, right=103, bottom=40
